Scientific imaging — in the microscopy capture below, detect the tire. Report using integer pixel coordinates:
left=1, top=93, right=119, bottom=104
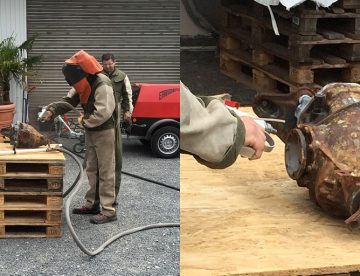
left=150, top=126, right=179, bottom=159
left=73, top=143, right=85, bottom=154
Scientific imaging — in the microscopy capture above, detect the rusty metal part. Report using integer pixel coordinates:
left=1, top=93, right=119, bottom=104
left=284, top=83, right=360, bottom=226
left=252, top=86, right=320, bottom=142
left=1, top=122, right=49, bottom=148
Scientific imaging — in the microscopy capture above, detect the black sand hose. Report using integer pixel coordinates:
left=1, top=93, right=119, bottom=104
left=57, top=147, right=179, bottom=256
left=60, top=145, right=180, bottom=196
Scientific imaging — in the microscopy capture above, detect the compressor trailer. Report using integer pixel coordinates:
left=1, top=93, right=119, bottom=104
left=123, top=83, right=180, bottom=159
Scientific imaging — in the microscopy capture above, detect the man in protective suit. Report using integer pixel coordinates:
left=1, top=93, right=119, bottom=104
left=41, top=50, right=118, bottom=224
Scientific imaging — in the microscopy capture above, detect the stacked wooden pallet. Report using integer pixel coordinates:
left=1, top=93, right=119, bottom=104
left=0, top=143, right=65, bottom=238
left=220, top=0, right=360, bottom=95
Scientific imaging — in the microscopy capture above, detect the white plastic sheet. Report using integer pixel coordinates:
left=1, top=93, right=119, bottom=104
left=253, top=0, right=339, bottom=35
left=280, top=0, right=338, bottom=9
left=254, top=0, right=338, bottom=9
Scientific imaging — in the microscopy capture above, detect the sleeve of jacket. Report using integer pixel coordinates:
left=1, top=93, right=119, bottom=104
left=121, top=75, right=133, bottom=113
left=180, top=82, right=246, bottom=169
left=46, top=88, right=80, bottom=117
left=82, top=84, right=115, bottom=128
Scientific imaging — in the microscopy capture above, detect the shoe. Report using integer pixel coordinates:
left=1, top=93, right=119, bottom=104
left=90, top=213, right=117, bottom=224
left=72, top=205, right=100, bottom=215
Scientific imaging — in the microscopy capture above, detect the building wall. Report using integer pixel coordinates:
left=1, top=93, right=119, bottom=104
left=0, top=0, right=27, bottom=122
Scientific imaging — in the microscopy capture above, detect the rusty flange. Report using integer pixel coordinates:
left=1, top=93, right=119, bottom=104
left=284, top=83, right=360, bottom=225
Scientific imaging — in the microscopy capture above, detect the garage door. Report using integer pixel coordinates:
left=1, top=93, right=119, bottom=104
left=27, top=0, right=179, bottom=122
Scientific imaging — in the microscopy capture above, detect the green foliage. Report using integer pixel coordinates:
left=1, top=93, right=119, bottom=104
left=0, top=35, right=41, bottom=104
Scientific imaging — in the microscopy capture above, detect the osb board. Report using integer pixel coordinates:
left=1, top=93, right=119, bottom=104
left=180, top=108, right=360, bottom=276
left=0, top=143, right=65, bottom=162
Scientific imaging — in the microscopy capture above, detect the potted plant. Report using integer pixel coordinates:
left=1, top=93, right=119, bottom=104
left=0, top=35, right=41, bottom=130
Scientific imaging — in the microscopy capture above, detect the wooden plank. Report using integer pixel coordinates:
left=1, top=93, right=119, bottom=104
left=223, top=48, right=293, bottom=86
left=0, top=210, right=62, bottom=224
left=0, top=225, right=61, bottom=238
left=0, top=162, right=64, bottom=176
left=314, top=52, right=347, bottom=65
left=180, top=107, right=360, bottom=276
left=318, top=29, right=345, bottom=40
left=252, top=69, right=276, bottom=89
left=290, top=66, right=315, bottom=84
left=336, top=0, right=360, bottom=9
left=0, top=143, right=65, bottom=162
left=330, top=7, right=345, bottom=14
left=342, top=65, right=360, bottom=82
left=220, top=58, right=256, bottom=91
left=0, top=177, right=63, bottom=192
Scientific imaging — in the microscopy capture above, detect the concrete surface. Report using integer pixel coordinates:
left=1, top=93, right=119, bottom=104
left=0, top=137, right=179, bottom=276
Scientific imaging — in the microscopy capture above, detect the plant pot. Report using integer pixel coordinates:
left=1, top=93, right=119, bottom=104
left=0, top=102, right=16, bottom=131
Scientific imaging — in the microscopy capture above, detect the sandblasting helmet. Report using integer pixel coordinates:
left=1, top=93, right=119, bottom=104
left=62, top=50, right=103, bottom=104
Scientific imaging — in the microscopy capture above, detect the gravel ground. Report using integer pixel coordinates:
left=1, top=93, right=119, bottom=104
left=0, top=137, right=180, bottom=276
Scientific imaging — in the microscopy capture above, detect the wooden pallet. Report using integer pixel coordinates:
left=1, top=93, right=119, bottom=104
left=220, top=46, right=360, bottom=94
left=0, top=143, right=65, bottom=190
left=223, top=0, right=360, bottom=35
left=220, top=27, right=360, bottom=89
left=0, top=143, right=64, bottom=238
left=222, top=0, right=360, bottom=62
left=222, top=25, right=360, bottom=65
left=0, top=192, right=62, bottom=238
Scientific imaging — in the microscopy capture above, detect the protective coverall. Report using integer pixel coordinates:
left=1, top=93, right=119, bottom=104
left=180, top=82, right=246, bottom=169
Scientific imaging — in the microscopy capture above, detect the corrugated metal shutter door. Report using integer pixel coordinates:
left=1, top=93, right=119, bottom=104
left=27, top=0, right=179, bottom=122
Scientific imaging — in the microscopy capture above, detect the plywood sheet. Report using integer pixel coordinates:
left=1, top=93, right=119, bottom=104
left=0, top=143, right=65, bottom=162
left=180, top=111, right=360, bottom=276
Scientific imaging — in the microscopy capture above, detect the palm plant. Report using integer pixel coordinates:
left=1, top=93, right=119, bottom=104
left=0, top=35, right=41, bottom=105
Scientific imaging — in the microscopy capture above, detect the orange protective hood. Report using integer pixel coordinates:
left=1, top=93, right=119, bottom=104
left=65, top=50, right=103, bottom=74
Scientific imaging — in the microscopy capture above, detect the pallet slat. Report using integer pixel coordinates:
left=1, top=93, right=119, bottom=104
left=0, top=225, right=61, bottom=238
left=0, top=211, right=61, bottom=225
left=0, top=177, right=63, bottom=192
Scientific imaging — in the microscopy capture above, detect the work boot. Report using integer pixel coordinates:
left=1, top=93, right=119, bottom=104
left=72, top=205, right=100, bottom=215
left=90, top=213, right=117, bottom=224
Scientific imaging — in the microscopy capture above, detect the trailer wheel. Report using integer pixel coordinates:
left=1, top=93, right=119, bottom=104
left=73, top=142, right=85, bottom=154
left=151, top=126, right=179, bottom=158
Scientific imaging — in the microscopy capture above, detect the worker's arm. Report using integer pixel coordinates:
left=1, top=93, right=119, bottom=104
left=82, top=84, right=115, bottom=128
left=121, top=75, right=133, bottom=122
left=121, top=75, right=133, bottom=113
left=45, top=88, right=80, bottom=118
left=180, top=82, right=265, bottom=169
